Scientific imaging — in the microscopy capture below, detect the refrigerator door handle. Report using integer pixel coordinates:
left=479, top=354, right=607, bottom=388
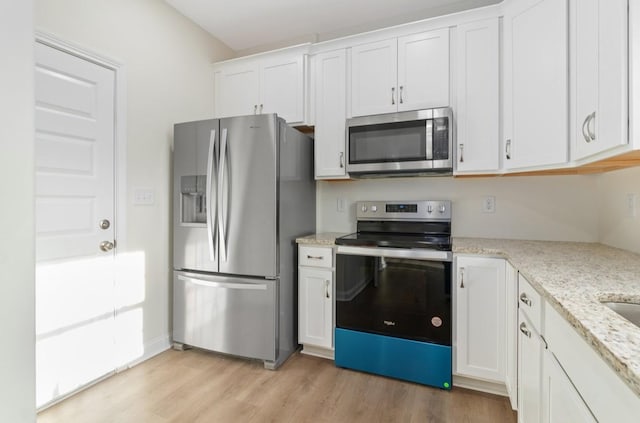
left=206, top=129, right=217, bottom=261
left=177, top=274, right=268, bottom=290
left=218, top=127, right=228, bottom=262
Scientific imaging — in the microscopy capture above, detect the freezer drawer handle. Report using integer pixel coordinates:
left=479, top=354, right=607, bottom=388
left=178, top=275, right=267, bottom=291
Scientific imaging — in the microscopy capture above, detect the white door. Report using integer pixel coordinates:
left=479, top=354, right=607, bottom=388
left=455, top=256, right=506, bottom=383
left=573, top=0, right=627, bottom=160
left=397, top=28, right=450, bottom=112
left=455, top=18, right=500, bottom=173
left=260, top=56, right=304, bottom=124
left=214, top=62, right=259, bottom=118
left=518, top=311, right=543, bottom=423
left=34, top=42, right=117, bottom=407
left=313, top=49, right=348, bottom=179
left=503, top=0, right=568, bottom=170
left=542, top=349, right=597, bottom=423
left=350, top=39, right=398, bottom=117
left=298, top=267, right=333, bottom=349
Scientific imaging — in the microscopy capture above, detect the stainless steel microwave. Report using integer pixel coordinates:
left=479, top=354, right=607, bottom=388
left=346, top=108, right=453, bottom=176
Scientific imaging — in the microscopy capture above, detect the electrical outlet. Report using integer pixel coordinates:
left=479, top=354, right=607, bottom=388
left=627, top=193, right=637, bottom=218
left=482, top=196, right=496, bottom=213
left=337, top=198, right=346, bottom=213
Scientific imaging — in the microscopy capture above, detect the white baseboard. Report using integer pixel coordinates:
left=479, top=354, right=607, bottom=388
left=300, top=344, right=335, bottom=360
left=118, top=333, right=171, bottom=371
left=452, top=374, right=508, bottom=396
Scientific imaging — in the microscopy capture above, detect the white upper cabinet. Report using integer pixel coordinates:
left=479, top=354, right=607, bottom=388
left=397, top=29, right=450, bottom=112
left=260, top=56, right=305, bottom=123
left=214, top=61, right=260, bottom=118
left=312, top=49, right=348, bottom=179
left=214, top=50, right=307, bottom=124
left=572, top=0, right=628, bottom=161
left=350, top=39, right=398, bottom=116
left=350, top=28, right=449, bottom=117
left=454, top=18, right=500, bottom=173
left=503, top=0, right=569, bottom=170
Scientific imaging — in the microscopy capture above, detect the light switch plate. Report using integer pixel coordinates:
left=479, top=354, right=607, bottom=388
left=133, top=188, right=155, bottom=205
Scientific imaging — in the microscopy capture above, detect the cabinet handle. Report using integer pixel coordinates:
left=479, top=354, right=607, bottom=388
left=399, top=86, right=404, bottom=104
left=325, top=280, right=330, bottom=299
left=339, top=152, right=344, bottom=168
left=459, top=267, right=465, bottom=288
left=519, top=322, right=531, bottom=338
left=519, top=293, right=532, bottom=307
left=306, top=255, right=323, bottom=260
left=254, top=104, right=258, bottom=114
left=459, top=144, right=464, bottom=163
left=391, top=87, right=395, bottom=105
left=505, top=139, right=512, bottom=160
left=259, top=104, right=263, bottom=114
left=586, top=111, right=596, bottom=142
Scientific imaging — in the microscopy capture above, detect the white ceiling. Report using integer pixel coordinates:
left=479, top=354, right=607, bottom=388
left=165, top=0, right=500, bottom=53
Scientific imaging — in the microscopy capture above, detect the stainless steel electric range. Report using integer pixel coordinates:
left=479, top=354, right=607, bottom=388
left=334, top=200, right=452, bottom=389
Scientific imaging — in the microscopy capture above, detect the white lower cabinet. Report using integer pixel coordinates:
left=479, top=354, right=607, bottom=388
left=517, top=309, right=543, bottom=423
left=298, top=245, right=334, bottom=358
left=455, top=256, right=506, bottom=383
left=542, top=349, right=597, bottom=423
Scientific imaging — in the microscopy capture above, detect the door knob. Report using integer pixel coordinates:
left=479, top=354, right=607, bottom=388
left=100, top=241, right=115, bottom=252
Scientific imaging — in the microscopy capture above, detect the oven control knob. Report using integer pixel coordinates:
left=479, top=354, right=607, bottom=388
left=361, top=205, right=368, bottom=212
left=439, top=205, right=446, bottom=213
left=427, top=205, right=433, bottom=213
left=371, top=206, right=377, bottom=212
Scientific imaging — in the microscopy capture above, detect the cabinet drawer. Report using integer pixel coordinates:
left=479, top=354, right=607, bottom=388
left=518, top=274, right=543, bottom=333
left=299, top=246, right=333, bottom=268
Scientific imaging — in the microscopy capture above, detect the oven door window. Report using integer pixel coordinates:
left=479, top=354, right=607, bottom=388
left=348, top=120, right=427, bottom=164
left=336, top=255, right=451, bottom=346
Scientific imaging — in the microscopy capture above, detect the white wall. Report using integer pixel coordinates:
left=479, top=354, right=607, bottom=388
left=0, top=1, right=36, bottom=421
left=597, top=166, right=640, bottom=254
left=36, top=0, right=233, bottom=358
left=318, top=174, right=599, bottom=242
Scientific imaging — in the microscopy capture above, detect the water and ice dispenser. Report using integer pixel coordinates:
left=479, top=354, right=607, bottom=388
left=180, top=175, right=206, bottom=224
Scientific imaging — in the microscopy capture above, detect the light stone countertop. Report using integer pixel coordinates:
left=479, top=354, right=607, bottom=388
left=453, top=238, right=640, bottom=398
left=295, top=232, right=347, bottom=246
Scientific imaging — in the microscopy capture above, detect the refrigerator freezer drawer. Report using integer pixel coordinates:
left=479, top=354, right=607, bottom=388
left=173, top=271, right=277, bottom=361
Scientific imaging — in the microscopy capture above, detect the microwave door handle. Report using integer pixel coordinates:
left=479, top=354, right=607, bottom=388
left=426, top=119, right=433, bottom=160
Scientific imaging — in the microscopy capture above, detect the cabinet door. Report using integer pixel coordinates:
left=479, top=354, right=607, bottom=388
left=542, top=349, right=597, bottom=423
left=214, top=63, right=259, bottom=118
left=455, top=256, right=506, bottom=383
left=573, top=0, right=628, bottom=160
left=260, top=55, right=305, bottom=124
left=350, top=39, right=397, bottom=117
left=313, top=50, right=348, bottom=179
left=518, top=311, right=543, bottom=423
left=455, top=18, right=500, bottom=173
left=298, top=266, right=333, bottom=349
left=397, top=28, right=450, bottom=112
left=505, top=262, right=518, bottom=410
left=503, top=0, right=568, bottom=170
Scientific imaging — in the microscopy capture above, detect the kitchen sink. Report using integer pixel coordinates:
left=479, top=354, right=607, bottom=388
left=601, top=302, right=640, bottom=328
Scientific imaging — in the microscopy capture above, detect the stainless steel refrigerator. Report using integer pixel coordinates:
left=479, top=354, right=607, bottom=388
left=172, top=114, right=315, bottom=369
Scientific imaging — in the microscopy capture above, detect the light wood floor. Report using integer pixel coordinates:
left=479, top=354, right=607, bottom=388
left=38, top=349, right=517, bottom=423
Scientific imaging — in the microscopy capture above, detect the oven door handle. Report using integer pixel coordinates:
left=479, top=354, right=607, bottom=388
left=336, top=246, right=452, bottom=262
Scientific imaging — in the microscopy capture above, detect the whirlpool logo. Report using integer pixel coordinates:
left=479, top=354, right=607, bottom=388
left=383, top=320, right=396, bottom=326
